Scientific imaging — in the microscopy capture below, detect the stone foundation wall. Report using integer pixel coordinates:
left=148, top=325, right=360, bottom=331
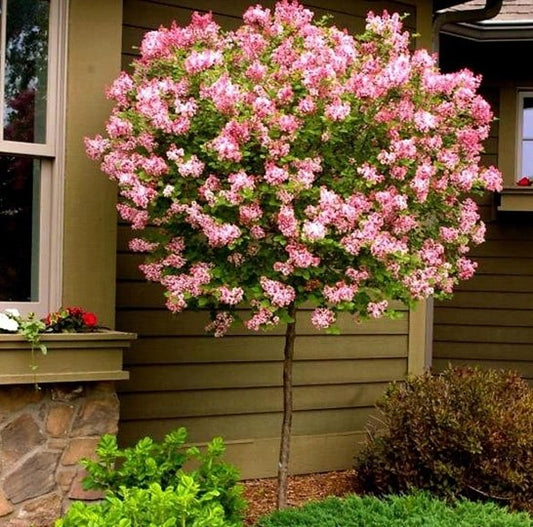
left=0, top=382, right=119, bottom=526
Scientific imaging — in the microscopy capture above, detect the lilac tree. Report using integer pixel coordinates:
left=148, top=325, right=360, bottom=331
left=87, top=1, right=501, bottom=508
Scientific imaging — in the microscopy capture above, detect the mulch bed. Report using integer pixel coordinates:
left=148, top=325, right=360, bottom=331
left=242, top=470, right=357, bottom=525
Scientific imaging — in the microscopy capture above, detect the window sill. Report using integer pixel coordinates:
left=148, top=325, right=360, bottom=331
left=0, top=330, right=135, bottom=384
left=498, top=187, right=533, bottom=212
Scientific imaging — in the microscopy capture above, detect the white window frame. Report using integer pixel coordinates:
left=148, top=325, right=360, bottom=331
left=0, top=0, right=67, bottom=316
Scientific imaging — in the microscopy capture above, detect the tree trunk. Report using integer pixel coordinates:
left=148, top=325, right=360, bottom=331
left=276, top=303, right=297, bottom=509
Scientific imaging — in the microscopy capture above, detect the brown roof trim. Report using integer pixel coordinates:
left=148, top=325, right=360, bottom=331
left=441, top=21, right=533, bottom=41
left=434, top=0, right=472, bottom=10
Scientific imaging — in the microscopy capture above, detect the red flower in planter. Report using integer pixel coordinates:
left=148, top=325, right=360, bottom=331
left=517, top=176, right=532, bottom=186
left=43, top=307, right=99, bottom=332
left=82, top=312, right=98, bottom=328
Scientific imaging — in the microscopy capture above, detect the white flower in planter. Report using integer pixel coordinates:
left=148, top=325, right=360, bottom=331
left=0, top=311, right=19, bottom=332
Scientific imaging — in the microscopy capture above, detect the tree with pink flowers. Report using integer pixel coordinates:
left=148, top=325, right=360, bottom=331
left=86, top=1, right=501, bottom=508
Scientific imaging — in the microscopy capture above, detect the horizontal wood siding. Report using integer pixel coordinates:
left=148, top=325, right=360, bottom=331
left=118, top=0, right=419, bottom=478
left=433, top=221, right=533, bottom=380
left=434, top=87, right=533, bottom=380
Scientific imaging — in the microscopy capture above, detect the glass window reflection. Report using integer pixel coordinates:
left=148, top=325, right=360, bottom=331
left=0, top=155, right=40, bottom=301
left=3, top=0, right=49, bottom=143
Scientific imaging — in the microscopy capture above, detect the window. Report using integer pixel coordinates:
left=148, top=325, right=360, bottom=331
left=497, top=88, right=533, bottom=212
left=517, top=92, right=533, bottom=187
left=0, top=0, right=65, bottom=314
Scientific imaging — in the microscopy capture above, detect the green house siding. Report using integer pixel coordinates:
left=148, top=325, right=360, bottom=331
left=116, top=0, right=430, bottom=478
left=434, top=36, right=533, bottom=382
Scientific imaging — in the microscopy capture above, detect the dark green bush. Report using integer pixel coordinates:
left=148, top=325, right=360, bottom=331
left=55, top=428, right=246, bottom=526
left=354, top=366, right=533, bottom=510
left=256, top=492, right=533, bottom=526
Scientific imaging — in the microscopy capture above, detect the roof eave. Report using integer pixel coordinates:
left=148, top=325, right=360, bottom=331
left=442, top=21, right=533, bottom=42
left=434, top=0, right=473, bottom=10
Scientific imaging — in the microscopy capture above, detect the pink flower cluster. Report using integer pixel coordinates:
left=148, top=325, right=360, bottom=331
left=87, top=2, right=501, bottom=335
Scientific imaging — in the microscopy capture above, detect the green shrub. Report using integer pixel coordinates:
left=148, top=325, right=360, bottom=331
left=56, top=480, right=230, bottom=527
left=256, top=492, right=533, bottom=526
left=354, top=366, right=533, bottom=510
left=55, top=428, right=246, bottom=526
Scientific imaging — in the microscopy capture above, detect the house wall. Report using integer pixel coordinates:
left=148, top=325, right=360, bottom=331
left=115, top=0, right=433, bottom=478
left=433, top=35, right=533, bottom=381
left=62, top=0, right=123, bottom=327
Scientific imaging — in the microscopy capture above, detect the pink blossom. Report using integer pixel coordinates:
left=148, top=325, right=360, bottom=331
left=141, top=155, right=168, bottom=177
left=457, top=257, right=477, bottom=279
left=116, top=204, right=148, bottom=230
left=140, top=30, right=171, bottom=60
left=277, top=114, right=301, bottom=134
left=439, top=226, right=459, bottom=243
left=418, top=239, right=445, bottom=266
left=252, top=95, right=276, bottom=118
left=129, top=238, right=158, bottom=253
left=250, top=225, right=266, bottom=239
left=324, top=100, right=351, bottom=121
left=260, top=277, right=295, bottom=307
left=297, top=96, right=316, bottom=114
left=286, top=243, right=320, bottom=268
left=346, top=267, right=369, bottom=284
left=367, top=300, right=388, bottom=318
left=166, top=294, right=187, bottom=313
left=205, top=311, right=234, bottom=337
left=276, top=85, right=294, bottom=104
left=210, top=133, right=242, bottom=162
left=402, top=270, right=435, bottom=299
left=246, top=61, right=267, bottom=81
left=358, top=163, right=383, bottom=184
left=323, top=282, right=357, bottom=304
left=264, top=163, right=289, bottom=184
left=277, top=205, right=298, bottom=237
left=106, top=116, right=133, bottom=138
left=139, top=262, right=163, bottom=282
left=106, top=72, right=134, bottom=106
left=273, top=261, right=294, bottom=276
left=239, top=203, right=263, bottom=225
left=245, top=306, right=280, bottom=331
left=311, top=308, right=336, bottom=329
left=177, top=155, right=205, bottom=177
left=480, top=166, right=503, bottom=192
left=163, top=253, right=186, bottom=269
left=184, top=49, right=222, bottom=74
left=471, top=223, right=486, bottom=245
left=84, top=136, right=109, bottom=160
left=243, top=5, right=271, bottom=28
left=413, top=110, right=437, bottom=131
left=201, top=74, right=242, bottom=114
left=303, top=221, right=327, bottom=241
left=218, top=286, right=244, bottom=305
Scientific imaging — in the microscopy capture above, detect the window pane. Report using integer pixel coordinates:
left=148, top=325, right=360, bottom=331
left=523, top=98, right=533, bottom=140
left=3, top=0, right=49, bottom=143
left=521, top=140, right=533, bottom=180
left=0, top=155, right=40, bottom=301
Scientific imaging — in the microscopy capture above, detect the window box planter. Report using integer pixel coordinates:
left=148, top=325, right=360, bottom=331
left=0, top=331, right=135, bottom=384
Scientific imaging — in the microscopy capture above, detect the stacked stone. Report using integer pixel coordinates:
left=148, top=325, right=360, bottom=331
left=0, top=382, right=119, bottom=526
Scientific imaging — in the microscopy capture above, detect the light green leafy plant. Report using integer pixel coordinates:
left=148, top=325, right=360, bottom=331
left=55, top=481, right=231, bottom=527
left=55, top=428, right=246, bottom=526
